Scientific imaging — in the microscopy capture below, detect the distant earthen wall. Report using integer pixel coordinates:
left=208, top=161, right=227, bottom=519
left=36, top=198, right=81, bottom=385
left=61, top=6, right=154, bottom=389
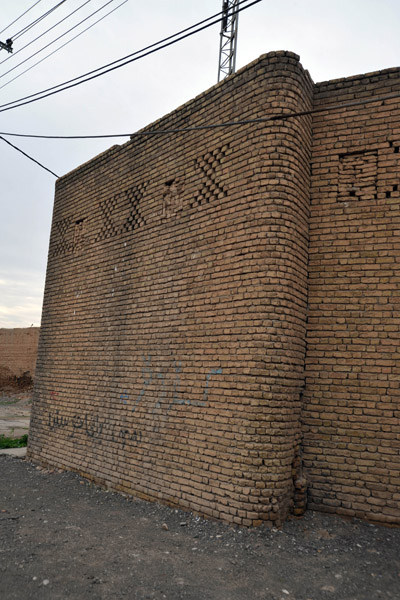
left=0, top=327, right=40, bottom=388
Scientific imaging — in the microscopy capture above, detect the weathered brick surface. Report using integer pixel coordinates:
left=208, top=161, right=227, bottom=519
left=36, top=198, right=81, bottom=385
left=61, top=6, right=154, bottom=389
left=28, top=52, right=313, bottom=526
left=0, top=327, right=40, bottom=388
left=28, top=51, right=400, bottom=526
left=303, top=68, right=400, bottom=526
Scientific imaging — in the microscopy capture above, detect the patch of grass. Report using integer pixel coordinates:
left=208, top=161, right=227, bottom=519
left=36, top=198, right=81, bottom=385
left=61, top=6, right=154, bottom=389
left=0, top=434, right=28, bottom=449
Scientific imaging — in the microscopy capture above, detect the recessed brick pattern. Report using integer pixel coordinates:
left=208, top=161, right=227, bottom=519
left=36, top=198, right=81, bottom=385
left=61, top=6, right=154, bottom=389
left=191, top=145, right=229, bottom=207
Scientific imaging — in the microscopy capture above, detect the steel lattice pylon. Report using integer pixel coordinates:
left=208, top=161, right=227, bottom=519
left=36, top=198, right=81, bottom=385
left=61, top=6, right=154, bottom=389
left=218, top=0, right=239, bottom=82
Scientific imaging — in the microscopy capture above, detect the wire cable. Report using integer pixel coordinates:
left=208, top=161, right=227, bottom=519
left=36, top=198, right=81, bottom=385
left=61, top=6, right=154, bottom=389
left=0, top=0, right=118, bottom=82
left=0, top=0, right=128, bottom=92
left=0, top=89, right=398, bottom=140
left=0, top=0, right=90, bottom=68
left=0, top=0, right=261, bottom=113
left=0, top=0, right=247, bottom=103
left=0, top=0, right=44, bottom=36
left=0, top=87, right=395, bottom=180
left=0, top=135, right=58, bottom=177
left=10, top=0, right=67, bottom=42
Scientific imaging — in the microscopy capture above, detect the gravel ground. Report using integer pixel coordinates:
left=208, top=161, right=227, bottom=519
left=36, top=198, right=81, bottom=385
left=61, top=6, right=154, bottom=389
left=0, top=455, right=399, bottom=600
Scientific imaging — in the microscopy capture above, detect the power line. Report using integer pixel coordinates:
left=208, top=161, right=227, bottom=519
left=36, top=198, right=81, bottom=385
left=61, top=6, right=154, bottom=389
left=0, top=0, right=128, bottom=92
left=0, top=0, right=90, bottom=68
left=0, top=0, right=261, bottom=114
left=0, top=88, right=396, bottom=179
left=0, top=89, right=398, bottom=141
left=0, top=0, right=118, bottom=83
left=0, top=1, right=241, bottom=103
left=0, top=0, right=44, bottom=36
left=9, top=0, right=67, bottom=42
left=0, top=136, right=58, bottom=177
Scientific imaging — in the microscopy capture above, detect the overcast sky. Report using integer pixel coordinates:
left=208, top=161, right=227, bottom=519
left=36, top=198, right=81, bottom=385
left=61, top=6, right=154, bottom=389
left=0, top=0, right=399, bottom=328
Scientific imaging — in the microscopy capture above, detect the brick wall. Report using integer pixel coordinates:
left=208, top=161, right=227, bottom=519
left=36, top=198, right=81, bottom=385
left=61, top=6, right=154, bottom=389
left=303, top=68, right=400, bottom=525
left=28, top=52, right=313, bottom=526
left=28, top=51, right=400, bottom=527
left=0, top=327, right=40, bottom=388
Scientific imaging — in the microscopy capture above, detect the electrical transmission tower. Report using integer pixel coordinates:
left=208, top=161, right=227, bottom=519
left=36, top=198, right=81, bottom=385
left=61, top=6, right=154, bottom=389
left=218, top=0, right=239, bottom=82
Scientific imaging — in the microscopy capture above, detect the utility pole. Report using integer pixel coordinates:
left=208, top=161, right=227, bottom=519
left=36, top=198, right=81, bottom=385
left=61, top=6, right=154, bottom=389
left=217, top=0, right=239, bottom=82
left=0, top=38, right=13, bottom=53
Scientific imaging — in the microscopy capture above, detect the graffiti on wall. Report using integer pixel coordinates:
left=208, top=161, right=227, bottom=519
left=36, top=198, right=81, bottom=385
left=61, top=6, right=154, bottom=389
left=46, top=357, right=223, bottom=446
left=132, top=355, right=223, bottom=413
left=48, top=410, right=142, bottom=447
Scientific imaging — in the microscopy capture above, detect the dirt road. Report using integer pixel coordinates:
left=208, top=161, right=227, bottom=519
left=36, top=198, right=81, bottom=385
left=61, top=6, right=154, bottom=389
left=0, top=454, right=399, bottom=600
left=0, top=390, right=31, bottom=438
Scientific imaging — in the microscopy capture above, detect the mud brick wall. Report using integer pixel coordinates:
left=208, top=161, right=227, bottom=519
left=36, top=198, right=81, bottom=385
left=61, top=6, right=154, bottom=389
left=29, top=51, right=400, bottom=527
left=0, top=327, right=40, bottom=388
left=28, top=52, right=314, bottom=526
left=303, top=68, right=400, bottom=525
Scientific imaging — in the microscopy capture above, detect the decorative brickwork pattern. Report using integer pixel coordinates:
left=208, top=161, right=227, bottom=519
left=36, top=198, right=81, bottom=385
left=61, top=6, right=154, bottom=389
left=192, top=145, right=229, bottom=207
left=51, top=217, right=73, bottom=257
left=338, top=150, right=378, bottom=201
left=95, top=183, right=147, bottom=242
left=28, top=52, right=400, bottom=527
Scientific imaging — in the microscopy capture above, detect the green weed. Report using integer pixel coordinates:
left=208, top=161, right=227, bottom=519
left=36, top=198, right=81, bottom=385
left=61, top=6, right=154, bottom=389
left=0, top=434, right=28, bottom=449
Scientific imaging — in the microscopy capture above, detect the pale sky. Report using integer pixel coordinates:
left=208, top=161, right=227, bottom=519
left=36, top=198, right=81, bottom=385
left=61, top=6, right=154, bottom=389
left=1, top=0, right=399, bottom=327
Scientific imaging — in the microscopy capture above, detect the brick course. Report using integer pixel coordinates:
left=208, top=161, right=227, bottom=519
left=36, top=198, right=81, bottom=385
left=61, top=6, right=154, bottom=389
left=28, top=52, right=400, bottom=526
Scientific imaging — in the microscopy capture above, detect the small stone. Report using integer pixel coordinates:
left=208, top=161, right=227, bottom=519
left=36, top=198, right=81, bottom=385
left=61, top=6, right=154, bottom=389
left=282, top=590, right=290, bottom=595
left=42, top=579, right=50, bottom=586
left=162, top=523, right=169, bottom=531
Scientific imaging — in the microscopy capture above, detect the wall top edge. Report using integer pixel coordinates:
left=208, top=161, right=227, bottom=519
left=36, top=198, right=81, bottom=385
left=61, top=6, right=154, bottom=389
left=0, top=327, right=40, bottom=332
left=132, top=50, right=308, bottom=138
left=52, top=54, right=400, bottom=186
left=55, top=50, right=310, bottom=185
left=55, top=144, right=121, bottom=185
left=315, top=65, right=400, bottom=89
